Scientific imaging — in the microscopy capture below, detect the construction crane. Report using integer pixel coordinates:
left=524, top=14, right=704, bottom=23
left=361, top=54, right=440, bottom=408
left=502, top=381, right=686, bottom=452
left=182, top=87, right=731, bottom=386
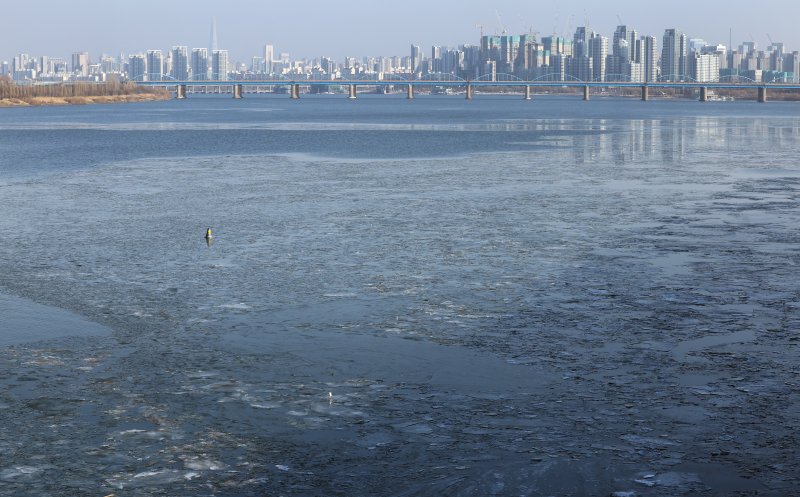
left=495, top=10, right=507, bottom=35
left=476, top=24, right=484, bottom=38
left=616, top=14, right=624, bottom=26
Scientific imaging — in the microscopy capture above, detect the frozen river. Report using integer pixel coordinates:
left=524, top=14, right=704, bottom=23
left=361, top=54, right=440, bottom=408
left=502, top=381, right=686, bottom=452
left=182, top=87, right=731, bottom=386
left=0, top=95, right=798, bottom=496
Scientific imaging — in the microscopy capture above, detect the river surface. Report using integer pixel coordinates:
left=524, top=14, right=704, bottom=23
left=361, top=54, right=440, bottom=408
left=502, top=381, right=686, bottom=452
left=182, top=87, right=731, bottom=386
left=0, top=95, right=799, bottom=496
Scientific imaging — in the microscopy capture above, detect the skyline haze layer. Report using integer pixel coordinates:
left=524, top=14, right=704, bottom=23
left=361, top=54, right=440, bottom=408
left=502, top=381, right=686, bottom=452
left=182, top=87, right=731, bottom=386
left=3, top=0, right=800, bottom=62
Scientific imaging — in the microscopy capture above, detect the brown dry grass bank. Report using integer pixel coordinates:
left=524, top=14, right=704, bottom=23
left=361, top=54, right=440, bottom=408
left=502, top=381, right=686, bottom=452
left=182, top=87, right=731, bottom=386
left=0, top=93, right=170, bottom=107
left=0, top=78, right=170, bottom=107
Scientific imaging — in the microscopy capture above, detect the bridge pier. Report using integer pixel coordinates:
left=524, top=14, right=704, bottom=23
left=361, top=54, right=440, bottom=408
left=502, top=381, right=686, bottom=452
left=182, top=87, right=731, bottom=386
left=758, top=86, right=768, bottom=103
left=407, top=84, right=414, bottom=100
left=290, top=83, right=300, bottom=99
left=583, top=85, right=590, bottom=101
left=699, top=87, right=708, bottom=102
left=465, top=83, right=473, bottom=100
left=524, top=85, right=532, bottom=100
left=176, top=84, right=187, bottom=99
left=641, top=85, right=649, bottom=101
left=232, top=84, right=243, bottom=99
left=348, top=84, right=357, bottom=99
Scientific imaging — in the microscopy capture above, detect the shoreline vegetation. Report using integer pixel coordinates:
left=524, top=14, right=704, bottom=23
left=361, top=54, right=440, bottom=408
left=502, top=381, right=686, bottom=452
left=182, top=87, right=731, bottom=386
left=0, top=77, right=170, bottom=107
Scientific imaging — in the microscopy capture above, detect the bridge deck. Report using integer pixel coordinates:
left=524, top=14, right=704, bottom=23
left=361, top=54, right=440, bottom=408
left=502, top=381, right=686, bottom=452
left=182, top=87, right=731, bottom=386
left=137, top=80, right=800, bottom=90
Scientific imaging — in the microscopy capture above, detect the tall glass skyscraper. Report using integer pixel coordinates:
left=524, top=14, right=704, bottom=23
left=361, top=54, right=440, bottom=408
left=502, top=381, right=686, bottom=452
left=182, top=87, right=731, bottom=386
left=662, top=29, right=688, bottom=81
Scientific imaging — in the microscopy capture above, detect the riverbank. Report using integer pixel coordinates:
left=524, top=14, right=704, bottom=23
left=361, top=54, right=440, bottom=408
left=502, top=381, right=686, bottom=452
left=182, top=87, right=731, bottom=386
left=0, top=93, right=171, bottom=107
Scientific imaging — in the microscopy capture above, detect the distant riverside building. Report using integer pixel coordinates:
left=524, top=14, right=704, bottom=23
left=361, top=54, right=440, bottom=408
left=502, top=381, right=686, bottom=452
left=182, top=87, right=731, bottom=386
left=211, top=50, right=228, bottom=80
left=609, top=25, right=640, bottom=81
left=171, top=46, right=188, bottom=80
left=128, top=54, right=146, bottom=81
left=661, top=29, right=688, bottom=81
left=145, top=50, right=163, bottom=81
left=251, top=56, right=264, bottom=75
left=590, top=35, right=608, bottom=81
left=573, top=27, right=593, bottom=59
left=643, top=36, right=658, bottom=82
left=691, top=53, right=720, bottom=82
left=71, top=52, right=89, bottom=76
left=411, top=45, right=422, bottom=74
left=13, top=53, right=31, bottom=73
left=100, top=55, right=116, bottom=74
left=264, top=44, right=274, bottom=74
left=191, top=48, right=208, bottom=80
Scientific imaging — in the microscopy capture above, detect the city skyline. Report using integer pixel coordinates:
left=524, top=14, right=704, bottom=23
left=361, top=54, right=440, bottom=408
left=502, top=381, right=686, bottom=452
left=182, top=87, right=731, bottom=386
left=2, top=0, right=800, bottom=62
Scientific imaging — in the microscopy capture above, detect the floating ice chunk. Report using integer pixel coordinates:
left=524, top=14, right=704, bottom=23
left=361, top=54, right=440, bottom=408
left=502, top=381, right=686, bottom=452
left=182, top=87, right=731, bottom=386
left=275, top=465, right=290, bottom=472
left=109, top=469, right=190, bottom=488
left=186, top=371, right=219, bottom=379
left=183, top=458, right=228, bottom=471
left=634, top=479, right=656, bottom=487
left=611, top=492, right=636, bottom=497
left=0, top=466, right=42, bottom=480
left=218, top=303, right=250, bottom=310
left=621, top=435, right=677, bottom=448
left=250, top=402, right=281, bottom=409
left=118, top=429, right=147, bottom=435
left=134, top=470, right=166, bottom=479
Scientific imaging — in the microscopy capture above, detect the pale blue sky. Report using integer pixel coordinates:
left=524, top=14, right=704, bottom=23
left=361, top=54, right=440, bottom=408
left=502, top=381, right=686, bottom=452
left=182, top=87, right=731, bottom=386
left=3, top=0, right=798, bottom=62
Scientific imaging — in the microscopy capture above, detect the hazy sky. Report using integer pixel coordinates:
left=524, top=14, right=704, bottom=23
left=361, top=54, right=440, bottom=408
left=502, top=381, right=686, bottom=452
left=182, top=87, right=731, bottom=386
left=3, top=0, right=799, bottom=62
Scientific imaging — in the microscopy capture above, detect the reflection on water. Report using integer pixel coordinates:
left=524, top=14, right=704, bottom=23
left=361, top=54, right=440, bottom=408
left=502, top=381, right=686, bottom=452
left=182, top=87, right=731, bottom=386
left=565, top=117, right=800, bottom=165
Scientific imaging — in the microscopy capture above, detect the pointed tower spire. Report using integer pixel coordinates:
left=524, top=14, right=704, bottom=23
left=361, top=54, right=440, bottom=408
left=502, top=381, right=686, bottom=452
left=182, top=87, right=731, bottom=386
left=210, top=18, right=218, bottom=53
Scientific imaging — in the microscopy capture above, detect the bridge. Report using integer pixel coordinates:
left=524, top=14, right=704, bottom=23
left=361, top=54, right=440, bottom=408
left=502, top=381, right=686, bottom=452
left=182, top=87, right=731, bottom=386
left=136, top=74, right=800, bottom=103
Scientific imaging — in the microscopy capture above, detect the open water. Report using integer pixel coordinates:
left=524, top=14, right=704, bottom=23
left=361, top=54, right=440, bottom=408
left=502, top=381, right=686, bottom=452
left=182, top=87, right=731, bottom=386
left=0, top=94, right=799, bottom=496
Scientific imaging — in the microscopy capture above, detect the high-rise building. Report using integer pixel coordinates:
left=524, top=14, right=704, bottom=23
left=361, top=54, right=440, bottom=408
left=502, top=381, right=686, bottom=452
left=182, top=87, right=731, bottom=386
left=690, top=53, right=720, bottom=82
left=128, top=54, right=146, bottom=81
left=662, top=29, right=688, bottom=81
left=171, top=46, right=189, bottom=80
left=411, top=45, right=422, bottom=73
left=264, top=44, right=274, bottom=75
left=613, top=26, right=637, bottom=61
left=643, top=36, right=658, bottom=82
left=100, top=55, right=117, bottom=74
left=443, top=49, right=464, bottom=75
left=71, top=52, right=90, bottom=76
left=211, top=50, right=228, bottom=81
left=609, top=25, right=639, bottom=80
left=573, top=27, right=594, bottom=59
left=191, top=48, right=208, bottom=80
left=13, top=53, right=31, bottom=73
left=146, top=50, right=163, bottom=81
left=431, top=46, right=442, bottom=73
left=570, top=56, right=593, bottom=82
left=500, top=36, right=521, bottom=73
left=590, top=35, right=608, bottom=82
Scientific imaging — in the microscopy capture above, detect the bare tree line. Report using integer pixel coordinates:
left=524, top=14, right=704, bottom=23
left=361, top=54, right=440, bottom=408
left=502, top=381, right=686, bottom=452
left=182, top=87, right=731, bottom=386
left=0, top=77, right=168, bottom=99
